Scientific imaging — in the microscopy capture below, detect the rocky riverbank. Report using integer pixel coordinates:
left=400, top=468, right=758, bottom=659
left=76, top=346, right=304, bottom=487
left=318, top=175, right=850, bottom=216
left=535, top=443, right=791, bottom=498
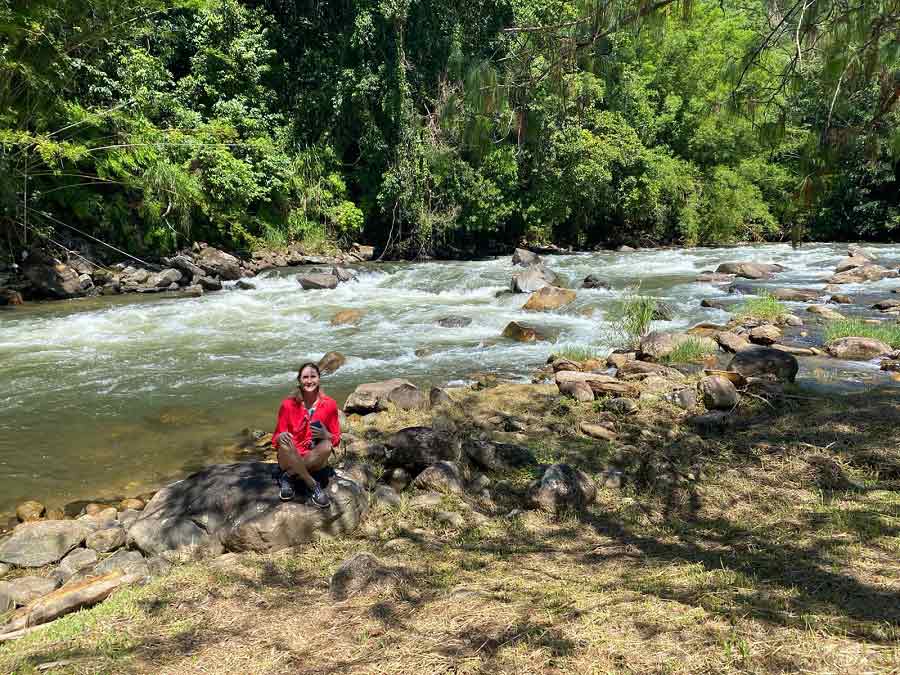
left=0, top=242, right=375, bottom=305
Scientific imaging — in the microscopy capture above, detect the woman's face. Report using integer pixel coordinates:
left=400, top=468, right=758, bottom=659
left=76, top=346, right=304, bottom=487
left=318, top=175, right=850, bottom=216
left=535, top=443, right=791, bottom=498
left=299, top=366, right=320, bottom=394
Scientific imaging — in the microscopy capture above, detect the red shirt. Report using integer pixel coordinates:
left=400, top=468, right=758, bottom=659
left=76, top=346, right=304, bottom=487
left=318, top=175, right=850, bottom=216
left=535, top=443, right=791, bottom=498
left=272, top=393, right=341, bottom=456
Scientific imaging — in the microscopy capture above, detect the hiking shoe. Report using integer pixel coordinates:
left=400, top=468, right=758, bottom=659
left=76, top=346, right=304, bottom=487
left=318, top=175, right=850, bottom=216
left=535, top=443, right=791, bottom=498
left=309, top=482, right=331, bottom=509
left=278, top=472, right=296, bottom=501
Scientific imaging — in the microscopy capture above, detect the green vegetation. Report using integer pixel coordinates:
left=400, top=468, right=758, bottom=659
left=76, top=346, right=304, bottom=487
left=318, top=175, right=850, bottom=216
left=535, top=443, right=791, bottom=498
left=734, top=292, right=788, bottom=322
left=825, top=319, right=900, bottom=349
left=661, top=336, right=716, bottom=364
left=0, top=1, right=897, bottom=262
left=550, top=346, right=601, bottom=363
left=609, top=294, right=658, bottom=345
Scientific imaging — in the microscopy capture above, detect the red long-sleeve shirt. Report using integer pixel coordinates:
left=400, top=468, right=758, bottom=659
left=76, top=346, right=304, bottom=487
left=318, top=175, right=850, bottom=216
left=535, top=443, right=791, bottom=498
left=272, top=393, right=341, bottom=456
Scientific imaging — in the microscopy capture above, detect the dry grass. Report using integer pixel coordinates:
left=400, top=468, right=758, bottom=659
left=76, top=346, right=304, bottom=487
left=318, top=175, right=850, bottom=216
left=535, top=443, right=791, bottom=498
left=3, top=384, right=900, bottom=674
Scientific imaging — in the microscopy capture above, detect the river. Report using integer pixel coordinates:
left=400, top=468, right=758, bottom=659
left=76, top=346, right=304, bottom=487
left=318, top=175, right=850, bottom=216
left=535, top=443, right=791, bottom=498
left=2, top=242, right=899, bottom=516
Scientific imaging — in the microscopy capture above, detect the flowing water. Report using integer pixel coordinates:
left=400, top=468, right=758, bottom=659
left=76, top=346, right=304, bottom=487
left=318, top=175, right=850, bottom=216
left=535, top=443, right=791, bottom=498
left=2, top=242, right=899, bottom=515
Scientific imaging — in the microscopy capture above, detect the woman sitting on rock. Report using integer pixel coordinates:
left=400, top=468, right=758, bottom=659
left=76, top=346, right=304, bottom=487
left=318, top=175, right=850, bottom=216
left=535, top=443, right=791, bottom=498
left=273, top=362, right=341, bottom=507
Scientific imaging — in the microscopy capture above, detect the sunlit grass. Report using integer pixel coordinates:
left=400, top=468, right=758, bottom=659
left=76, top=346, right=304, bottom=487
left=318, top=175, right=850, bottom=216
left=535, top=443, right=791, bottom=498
left=824, top=319, right=900, bottom=348
left=660, top=336, right=716, bottom=364
left=734, top=292, right=787, bottom=321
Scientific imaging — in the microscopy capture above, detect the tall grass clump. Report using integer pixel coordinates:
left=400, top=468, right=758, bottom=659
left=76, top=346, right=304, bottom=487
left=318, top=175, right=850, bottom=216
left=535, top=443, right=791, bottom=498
left=609, top=294, right=658, bottom=346
left=734, top=292, right=787, bottom=321
left=551, top=345, right=601, bottom=362
left=824, top=319, right=900, bottom=348
left=660, top=337, right=716, bottom=364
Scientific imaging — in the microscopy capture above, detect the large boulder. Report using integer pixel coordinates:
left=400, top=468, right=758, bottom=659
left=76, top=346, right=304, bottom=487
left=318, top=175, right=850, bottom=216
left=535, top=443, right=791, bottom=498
left=501, top=321, right=550, bottom=342
left=715, top=262, right=784, bottom=279
left=825, top=337, right=892, bottom=360
left=828, top=264, right=895, bottom=284
left=0, top=576, right=58, bottom=607
left=22, top=257, right=84, bottom=299
left=0, top=520, right=90, bottom=568
left=384, top=427, right=462, bottom=470
left=511, top=248, right=541, bottom=266
left=318, top=351, right=346, bottom=375
left=127, top=462, right=368, bottom=557
left=527, top=464, right=597, bottom=512
left=716, top=331, right=752, bottom=353
left=343, top=379, right=426, bottom=414
left=748, top=324, right=781, bottom=345
left=297, top=273, right=338, bottom=290
left=727, top=346, right=798, bottom=382
left=195, top=247, right=243, bottom=281
left=510, top=265, right=557, bottom=293
left=835, top=257, right=871, bottom=273
left=169, top=254, right=205, bottom=281
left=522, top=286, right=577, bottom=311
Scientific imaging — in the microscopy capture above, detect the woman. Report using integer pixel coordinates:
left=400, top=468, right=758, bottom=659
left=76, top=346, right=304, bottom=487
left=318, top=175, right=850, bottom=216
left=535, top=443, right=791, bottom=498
left=272, top=362, right=342, bottom=507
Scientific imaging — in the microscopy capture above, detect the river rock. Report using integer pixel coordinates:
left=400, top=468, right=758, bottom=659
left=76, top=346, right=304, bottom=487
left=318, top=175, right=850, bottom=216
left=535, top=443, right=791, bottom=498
left=331, top=309, right=364, bottom=325
left=556, top=378, right=593, bottom=401
left=807, top=305, right=845, bottom=321
left=0, top=576, right=59, bottom=608
left=555, top=371, right=640, bottom=398
left=666, top=388, right=698, bottom=409
left=522, top=286, right=577, bottom=311
left=835, top=256, right=870, bottom=273
left=235, top=279, right=256, bottom=291
left=510, top=265, right=557, bottom=293
left=169, top=254, right=204, bottom=281
left=749, top=324, right=781, bottom=345
left=429, top=386, right=452, bottom=407
left=147, top=268, right=183, bottom=288
left=715, top=262, right=783, bottom=279
left=1, top=571, right=140, bottom=634
left=332, top=266, right=356, bottom=283
left=881, top=360, right=900, bottom=372
left=829, top=293, right=852, bottom=304
left=847, top=245, right=876, bottom=260
left=385, top=427, right=462, bottom=470
left=527, top=464, right=597, bottom=512
left=15, top=501, right=45, bottom=523
left=501, top=321, right=548, bottom=342
left=873, top=299, right=900, bottom=311
left=56, top=548, right=99, bottom=581
left=437, top=315, right=472, bottom=328
left=616, top=360, right=685, bottom=381
left=318, top=351, right=346, bottom=375
left=0, top=289, right=24, bottom=306
left=297, top=272, right=338, bottom=290
left=464, top=440, right=534, bottom=472
left=701, top=298, right=734, bottom=311
left=197, top=276, right=223, bottom=291
left=579, top=421, right=617, bottom=441
left=22, top=256, right=84, bottom=299
left=727, top=346, right=798, bottom=382
left=86, top=526, right=126, bottom=553
left=119, top=498, right=144, bottom=511
left=343, top=379, right=423, bottom=414
left=412, top=462, right=466, bottom=494
left=699, top=376, right=740, bottom=410
left=0, top=520, right=89, bottom=568
left=696, top=272, right=734, bottom=283
left=512, top=248, right=541, bottom=266
left=195, top=247, right=243, bottom=281
left=716, top=331, right=752, bottom=353
left=373, top=485, right=402, bottom=508
left=825, top=337, right=892, bottom=360
left=639, top=331, right=716, bottom=361
left=581, top=274, right=609, bottom=289
left=127, top=462, right=368, bottom=557
left=828, top=264, right=895, bottom=284
left=607, top=350, right=637, bottom=368
left=770, top=288, right=821, bottom=302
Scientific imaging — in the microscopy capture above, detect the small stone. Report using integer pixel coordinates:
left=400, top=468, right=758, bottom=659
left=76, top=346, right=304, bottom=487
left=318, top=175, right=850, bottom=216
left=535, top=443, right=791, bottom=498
left=469, top=474, right=491, bottom=492
left=0, top=563, right=10, bottom=577
left=429, top=386, right=452, bottom=407
left=749, top=324, right=781, bottom=345
left=699, top=376, right=740, bottom=410
left=119, top=498, right=144, bottom=511
left=435, top=511, right=465, bottom=528
left=57, top=548, right=99, bottom=581
left=117, top=509, right=141, bottom=529
left=409, top=492, right=444, bottom=509
left=412, top=462, right=466, bottom=494
left=15, top=500, right=45, bottom=522
left=330, top=553, right=401, bottom=600
left=605, top=397, right=638, bottom=415
left=579, top=421, right=617, bottom=441
left=93, top=549, right=147, bottom=577
left=83, top=503, right=110, bottom=517
left=666, top=388, right=697, bottom=409
left=387, top=467, right=412, bottom=493
left=146, top=556, right=173, bottom=577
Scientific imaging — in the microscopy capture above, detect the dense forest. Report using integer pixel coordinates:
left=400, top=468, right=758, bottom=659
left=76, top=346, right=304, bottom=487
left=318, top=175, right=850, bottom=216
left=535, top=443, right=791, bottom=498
left=1, top=0, right=899, bottom=261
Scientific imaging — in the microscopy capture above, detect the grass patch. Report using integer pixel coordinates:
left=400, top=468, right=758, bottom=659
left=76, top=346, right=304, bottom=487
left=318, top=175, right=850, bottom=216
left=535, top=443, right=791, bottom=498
left=734, top=292, right=787, bottom=321
left=608, top=293, right=658, bottom=345
left=550, top=345, right=600, bottom=362
left=824, top=319, right=900, bottom=348
left=661, top=336, right=717, bottom=364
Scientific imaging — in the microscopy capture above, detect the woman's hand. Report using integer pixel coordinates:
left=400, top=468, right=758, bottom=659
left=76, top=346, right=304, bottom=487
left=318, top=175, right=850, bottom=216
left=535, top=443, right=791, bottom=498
left=277, top=431, right=295, bottom=450
left=311, top=424, right=332, bottom=443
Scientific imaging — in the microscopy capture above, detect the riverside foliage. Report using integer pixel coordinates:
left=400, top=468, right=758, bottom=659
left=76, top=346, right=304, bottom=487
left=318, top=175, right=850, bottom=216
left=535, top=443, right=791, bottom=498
left=1, top=0, right=898, bottom=259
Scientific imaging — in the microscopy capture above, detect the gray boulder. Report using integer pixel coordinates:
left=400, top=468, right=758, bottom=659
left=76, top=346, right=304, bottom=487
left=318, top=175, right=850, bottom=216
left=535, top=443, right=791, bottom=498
left=385, top=427, right=462, bottom=470
left=512, top=248, right=541, bottom=266
left=464, top=440, right=535, bottom=472
left=297, top=273, right=338, bottom=290
left=127, top=462, right=368, bottom=557
left=581, top=274, right=609, bottom=289
left=527, top=464, right=597, bottom=512
left=343, top=379, right=425, bottom=414
left=91, top=550, right=148, bottom=579
left=825, top=337, right=892, bottom=360
left=412, top=461, right=466, bottom=494
left=510, top=265, right=557, bottom=293
left=436, top=316, right=472, bottom=328
left=169, top=255, right=205, bottom=281
left=715, top=262, right=784, bottom=279
left=699, top=376, right=740, bottom=410
left=0, top=520, right=89, bottom=568
left=86, top=526, right=126, bottom=553
left=727, top=346, right=798, bottom=382
left=22, top=257, right=84, bottom=299
left=56, top=548, right=99, bottom=581
left=0, top=576, right=58, bottom=607
left=195, top=247, right=243, bottom=281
